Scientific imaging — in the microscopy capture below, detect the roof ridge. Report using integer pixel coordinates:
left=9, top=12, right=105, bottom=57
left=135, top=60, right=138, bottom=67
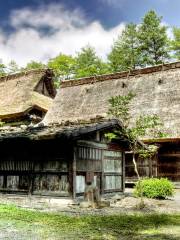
left=0, top=68, right=49, bottom=83
left=61, top=61, right=180, bottom=88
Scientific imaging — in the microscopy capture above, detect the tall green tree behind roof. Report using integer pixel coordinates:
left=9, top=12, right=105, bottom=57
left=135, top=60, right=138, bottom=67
left=138, top=10, right=169, bottom=66
left=0, top=60, right=6, bottom=77
left=108, top=23, right=141, bottom=72
left=171, top=27, right=180, bottom=60
left=48, top=54, right=76, bottom=80
left=75, top=45, right=109, bottom=78
left=25, top=61, right=45, bottom=70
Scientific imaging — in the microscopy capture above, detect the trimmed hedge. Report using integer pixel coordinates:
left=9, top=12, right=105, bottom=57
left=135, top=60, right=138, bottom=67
left=134, top=178, right=174, bottom=199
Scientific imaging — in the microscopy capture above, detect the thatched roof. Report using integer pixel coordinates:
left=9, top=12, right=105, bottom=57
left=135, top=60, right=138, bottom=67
left=0, top=69, right=56, bottom=121
left=43, top=62, right=180, bottom=138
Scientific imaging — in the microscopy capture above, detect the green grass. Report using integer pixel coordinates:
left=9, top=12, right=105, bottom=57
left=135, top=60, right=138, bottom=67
left=0, top=204, right=179, bottom=239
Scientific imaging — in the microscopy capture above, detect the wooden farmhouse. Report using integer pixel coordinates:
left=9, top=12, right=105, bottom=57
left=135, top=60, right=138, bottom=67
left=0, top=69, right=56, bottom=125
left=0, top=70, right=128, bottom=197
left=0, top=61, right=179, bottom=198
left=0, top=119, right=128, bottom=197
left=43, top=61, right=180, bottom=184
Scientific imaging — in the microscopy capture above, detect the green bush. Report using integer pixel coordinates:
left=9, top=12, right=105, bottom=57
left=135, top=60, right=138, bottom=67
left=0, top=121, right=4, bottom=127
left=134, top=178, right=174, bottom=199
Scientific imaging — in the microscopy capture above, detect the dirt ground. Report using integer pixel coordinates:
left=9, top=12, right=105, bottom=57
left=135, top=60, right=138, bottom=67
left=0, top=188, right=179, bottom=215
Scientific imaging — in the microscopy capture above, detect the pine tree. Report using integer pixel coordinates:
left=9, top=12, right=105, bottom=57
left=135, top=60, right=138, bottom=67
left=75, top=45, right=109, bottom=78
left=171, top=27, right=180, bottom=60
left=108, top=23, right=141, bottom=72
left=138, top=10, right=169, bottom=66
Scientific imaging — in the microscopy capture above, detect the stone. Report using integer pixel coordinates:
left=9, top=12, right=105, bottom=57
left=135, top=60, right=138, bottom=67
left=20, top=125, right=27, bottom=130
left=97, top=200, right=110, bottom=208
left=79, top=201, right=92, bottom=208
left=111, top=194, right=124, bottom=201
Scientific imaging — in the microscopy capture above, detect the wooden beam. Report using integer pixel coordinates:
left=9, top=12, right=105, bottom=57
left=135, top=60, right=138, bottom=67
left=101, top=149, right=105, bottom=195
left=73, top=147, right=77, bottom=199
left=122, top=152, right=125, bottom=192
left=159, top=153, right=180, bottom=157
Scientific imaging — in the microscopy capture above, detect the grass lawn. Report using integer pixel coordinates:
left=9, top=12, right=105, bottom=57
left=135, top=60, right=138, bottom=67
left=0, top=204, right=179, bottom=240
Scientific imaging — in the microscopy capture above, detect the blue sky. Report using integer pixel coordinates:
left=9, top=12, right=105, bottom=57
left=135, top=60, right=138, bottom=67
left=0, top=0, right=179, bottom=65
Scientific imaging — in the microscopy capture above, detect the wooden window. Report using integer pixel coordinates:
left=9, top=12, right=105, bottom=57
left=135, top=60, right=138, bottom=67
left=76, top=146, right=102, bottom=172
left=103, top=150, right=123, bottom=192
left=33, top=174, right=69, bottom=195
left=76, top=175, right=85, bottom=193
left=104, top=176, right=122, bottom=190
left=7, top=176, right=19, bottom=190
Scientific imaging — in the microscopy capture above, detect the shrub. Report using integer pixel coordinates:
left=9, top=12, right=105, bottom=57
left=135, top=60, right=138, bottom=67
left=134, top=178, right=174, bottom=199
left=0, top=121, right=4, bottom=127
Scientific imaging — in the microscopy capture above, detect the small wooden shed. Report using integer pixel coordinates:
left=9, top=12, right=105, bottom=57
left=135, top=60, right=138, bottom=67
left=0, top=119, right=128, bottom=197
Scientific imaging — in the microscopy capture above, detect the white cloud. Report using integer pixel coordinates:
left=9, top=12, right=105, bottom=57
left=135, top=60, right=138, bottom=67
left=10, top=4, right=86, bottom=30
left=0, top=3, right=125, bottom=66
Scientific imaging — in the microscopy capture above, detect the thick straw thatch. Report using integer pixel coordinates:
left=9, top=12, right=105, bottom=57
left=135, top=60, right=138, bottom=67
left=0, top=69, right=55, bottom=121
left=43, top=62, right=180, bottom=138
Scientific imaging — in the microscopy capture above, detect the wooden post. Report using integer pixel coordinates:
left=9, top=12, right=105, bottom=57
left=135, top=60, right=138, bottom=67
left=149, top=157, right=153, bottom=178
left=73, top=147, right=77, bottom=199
left=101, top=149, right=104, bottom=195
left=28, top=157, right=35, bottom=195
left=122, top=152, right=125, bottom=192
left=28, top=173, right=33, bottom=195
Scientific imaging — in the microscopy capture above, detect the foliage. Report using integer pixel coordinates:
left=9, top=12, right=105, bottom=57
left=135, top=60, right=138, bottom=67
left=108, top=92, right=135, bottom=125
left=107, top=92, right=167, bottom=187
left=48, top=53, right=76, bottom=80
left=0, top=121, right=4, bottom=127
left=132, top=115, right=168, bottom=139
left=108, top=93, right=166, bottom=144
left=75, top=45, right=109, bottom=78
left=24, top=61, right=45, bottom=70
left=0, top=204, right=179, bottom=239
left=171, top=27, right=180, bottom=60
left=137, top=145, right=158, bottom=159
left=0, top=60, right=6, bottom=77
left=0, top=60, right=20, bottom=76
left=7, top=60, right=19, bottom=74
left=138, top=10, right=169, bottom=66
left=108, top=11, right=170, bottom=71
left=108, top=23, right=142, bottom=72
left=134, top=178, right=174, bottom=199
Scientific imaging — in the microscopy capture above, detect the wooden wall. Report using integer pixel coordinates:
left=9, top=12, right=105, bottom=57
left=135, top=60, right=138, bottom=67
left=125, top=140, right=180, bottom=183
left=158, top=141, right=180, bottom=181
left=125, top=153, right=157, bottom=183
left=74, top=140, right=124, bottom=196
left=0, top=128, right=126, bottom=197
left=0, top=139, right=72, bottom=196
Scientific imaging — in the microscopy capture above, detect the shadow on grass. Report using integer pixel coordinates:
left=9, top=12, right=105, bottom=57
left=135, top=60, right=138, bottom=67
left=0, top=204, right=180, bottom=239
left=78, top=214, right=180, bottom=240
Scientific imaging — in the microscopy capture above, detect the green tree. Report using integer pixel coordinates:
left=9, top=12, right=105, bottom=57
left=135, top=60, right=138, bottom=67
left=138, top=10, right=169, bottom=66
left=75, top=45, right=109, bottom=78
left=25, top=61, right=45, bottom=70
left=7, top=60, right=19, bottom=74
left=0, top=60, right=6, bottom=77
left=108, top=93, right=167, bottom=171
left=108, top=23, right=141, bottom=72
left=48, top=54, right=76, bottom=80
left=107, top=93, right=167, bottom=207
left=171, top=27, right=180, bottom=60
